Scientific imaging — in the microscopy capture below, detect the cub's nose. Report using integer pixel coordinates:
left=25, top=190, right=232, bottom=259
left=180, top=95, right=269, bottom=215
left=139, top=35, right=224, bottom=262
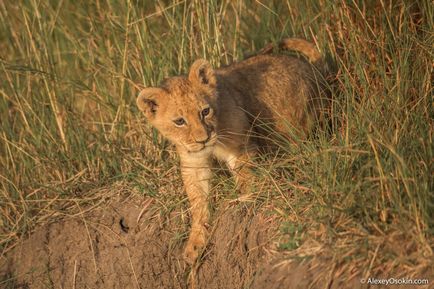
left=193, top=124, right=214, bottom=144
left=195, top=132, right=210, bottom=144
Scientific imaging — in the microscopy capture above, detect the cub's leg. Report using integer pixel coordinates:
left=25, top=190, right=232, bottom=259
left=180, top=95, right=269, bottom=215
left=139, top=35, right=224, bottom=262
left=228, top=152, right=257, bottom=194
left=214, top=147, right=257, bottom=194
left=179, top=153, right=212, bottom=264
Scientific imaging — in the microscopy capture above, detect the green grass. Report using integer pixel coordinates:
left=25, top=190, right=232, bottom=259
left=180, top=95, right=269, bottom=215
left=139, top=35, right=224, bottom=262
left=1, top=0, right=432, bottom=279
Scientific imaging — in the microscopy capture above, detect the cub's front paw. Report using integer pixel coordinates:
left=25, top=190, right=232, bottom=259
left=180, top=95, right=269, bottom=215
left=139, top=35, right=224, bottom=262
left=183, top=232, right=206, bottom=265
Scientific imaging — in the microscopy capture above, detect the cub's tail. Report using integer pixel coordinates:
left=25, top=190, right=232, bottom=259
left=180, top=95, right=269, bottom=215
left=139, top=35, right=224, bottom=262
left=279, top=38, right=322, bottom=65
left=254, top=38, right=326, bottom=73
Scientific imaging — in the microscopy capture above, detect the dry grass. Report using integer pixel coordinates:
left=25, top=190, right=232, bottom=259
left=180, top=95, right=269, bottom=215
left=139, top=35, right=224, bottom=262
left=0, top=0, right=432, bottom=283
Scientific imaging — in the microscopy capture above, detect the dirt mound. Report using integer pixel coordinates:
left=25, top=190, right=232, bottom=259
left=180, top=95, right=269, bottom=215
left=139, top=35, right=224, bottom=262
left=1, top=196, right=416, bottom=289
left=195, top=206, right=274, bottom=289
left=1, top=198, right=186, bottom=289
left=0, top=197, right=276, bottom=289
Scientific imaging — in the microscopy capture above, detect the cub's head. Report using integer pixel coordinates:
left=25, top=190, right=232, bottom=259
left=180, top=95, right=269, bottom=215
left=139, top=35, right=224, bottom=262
left=137, top=59, right=218, bottom=153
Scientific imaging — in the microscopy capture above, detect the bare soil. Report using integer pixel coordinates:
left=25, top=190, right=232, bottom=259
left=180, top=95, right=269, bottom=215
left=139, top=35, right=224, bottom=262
left=0, top=196, right=425, bottom=289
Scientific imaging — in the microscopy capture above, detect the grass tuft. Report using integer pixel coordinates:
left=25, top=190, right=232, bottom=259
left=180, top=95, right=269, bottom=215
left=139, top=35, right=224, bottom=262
left=1, top=0, right=432, bottom=280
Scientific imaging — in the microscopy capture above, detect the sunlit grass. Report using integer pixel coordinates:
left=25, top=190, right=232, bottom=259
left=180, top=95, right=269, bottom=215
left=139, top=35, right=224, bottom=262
left=0, top=0, right=432, bottom=279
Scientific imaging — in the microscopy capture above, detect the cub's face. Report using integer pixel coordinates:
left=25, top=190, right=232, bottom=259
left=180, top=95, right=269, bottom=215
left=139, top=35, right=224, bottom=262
left=137, top=59, right=218, bottom=153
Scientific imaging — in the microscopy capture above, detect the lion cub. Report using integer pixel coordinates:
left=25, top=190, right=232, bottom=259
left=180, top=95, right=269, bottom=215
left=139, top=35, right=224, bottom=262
left=136, top=38, right=328, bottom=264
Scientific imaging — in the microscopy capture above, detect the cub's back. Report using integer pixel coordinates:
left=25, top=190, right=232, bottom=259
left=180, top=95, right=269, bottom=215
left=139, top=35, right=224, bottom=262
left=215, top=54, right=327, bottom=135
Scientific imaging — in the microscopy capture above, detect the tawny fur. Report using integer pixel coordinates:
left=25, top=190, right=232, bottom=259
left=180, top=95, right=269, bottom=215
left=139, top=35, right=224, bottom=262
left=136, top=38, right=328, bottom=264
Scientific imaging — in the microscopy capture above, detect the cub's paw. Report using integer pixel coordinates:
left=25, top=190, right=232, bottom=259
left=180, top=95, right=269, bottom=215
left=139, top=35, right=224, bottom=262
left=183, top=234, right=206, bottom=265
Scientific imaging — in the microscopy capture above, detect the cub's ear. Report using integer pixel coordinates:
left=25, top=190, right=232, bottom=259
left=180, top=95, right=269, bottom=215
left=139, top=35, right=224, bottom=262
left=136, top=87, right=164, bottom=119
left=188, top=59, right=216, bottom=88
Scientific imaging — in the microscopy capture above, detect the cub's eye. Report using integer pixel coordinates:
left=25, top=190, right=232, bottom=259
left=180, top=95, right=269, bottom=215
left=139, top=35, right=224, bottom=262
left=174, top=118, right=186, bottom=126
left=201, top=107, right=210, bottom=118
